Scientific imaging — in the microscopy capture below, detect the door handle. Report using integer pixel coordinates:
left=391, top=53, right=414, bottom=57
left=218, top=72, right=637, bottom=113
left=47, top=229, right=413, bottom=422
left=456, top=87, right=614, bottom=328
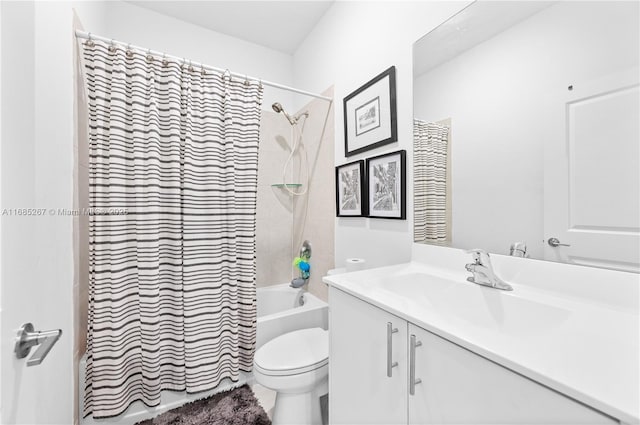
left=409, top=334, right=422, bottom=395
left=386, top=322, right=398, bottom=377
left=547, top=237, right=571, bottom=247
left=14, top=323, right=62, bottom=366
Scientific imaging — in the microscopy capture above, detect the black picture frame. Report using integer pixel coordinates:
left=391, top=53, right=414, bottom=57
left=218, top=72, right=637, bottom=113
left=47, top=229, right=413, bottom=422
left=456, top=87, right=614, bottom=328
left=335, top=160, right=367, bottom=217
left=343, top=66, right=398, bottom=157
left=366, top=150, right=406, bottom=220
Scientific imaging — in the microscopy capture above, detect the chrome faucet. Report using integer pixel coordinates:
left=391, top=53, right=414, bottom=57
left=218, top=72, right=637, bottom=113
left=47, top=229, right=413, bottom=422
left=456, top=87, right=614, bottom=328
left=464, top=249, right=513, bottom=291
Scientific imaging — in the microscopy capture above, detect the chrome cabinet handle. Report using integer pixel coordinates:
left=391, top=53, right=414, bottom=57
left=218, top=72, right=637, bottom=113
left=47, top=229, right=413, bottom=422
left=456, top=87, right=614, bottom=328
left=547, top=237, right=571, bottom=247
left=14, top=323, right=62, bottom=366
left=409, top=334, right=422, bottom=395
left=386, top=322, right=398, bottom=377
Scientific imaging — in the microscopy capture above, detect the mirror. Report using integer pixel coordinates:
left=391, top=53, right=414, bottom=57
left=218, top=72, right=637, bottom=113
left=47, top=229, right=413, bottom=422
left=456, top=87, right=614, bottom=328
left=412, top=1, right=639, bottom=272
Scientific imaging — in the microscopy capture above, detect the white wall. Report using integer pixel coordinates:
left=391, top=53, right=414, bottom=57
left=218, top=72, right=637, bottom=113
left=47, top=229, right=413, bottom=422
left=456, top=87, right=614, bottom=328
left=292, top=1, right=470, bottom=268
left=413, top=1, right=639, bottom=258
left=98, top=1, right=295, bottom=110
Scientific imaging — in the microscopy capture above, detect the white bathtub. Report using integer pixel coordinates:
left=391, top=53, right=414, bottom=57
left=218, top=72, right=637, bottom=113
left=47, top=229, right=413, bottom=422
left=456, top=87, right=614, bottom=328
left=255, top=284, right=328, bottom=349
left=80, top=283, right=328, bottom=425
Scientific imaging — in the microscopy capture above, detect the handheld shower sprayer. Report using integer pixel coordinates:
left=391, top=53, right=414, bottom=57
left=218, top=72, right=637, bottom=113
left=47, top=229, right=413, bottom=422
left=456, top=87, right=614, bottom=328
left=270, top=100, right=311, bottom=198
left=272, top=102, right=308, bottom=125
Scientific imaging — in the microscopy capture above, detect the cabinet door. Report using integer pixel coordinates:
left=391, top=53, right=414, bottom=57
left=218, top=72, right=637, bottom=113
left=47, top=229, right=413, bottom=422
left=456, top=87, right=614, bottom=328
left=408, top=324, right=616, bottom=424
left=329, top=287, right=408, bottom=425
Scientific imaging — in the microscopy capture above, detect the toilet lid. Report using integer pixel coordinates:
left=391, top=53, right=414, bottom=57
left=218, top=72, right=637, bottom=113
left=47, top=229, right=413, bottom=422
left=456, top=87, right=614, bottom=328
left=254, top=328, right=328, bottom=376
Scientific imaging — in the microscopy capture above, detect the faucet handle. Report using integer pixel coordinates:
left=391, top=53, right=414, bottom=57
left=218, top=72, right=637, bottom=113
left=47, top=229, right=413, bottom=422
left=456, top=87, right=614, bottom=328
left=464, top=248, right=491, bottom=264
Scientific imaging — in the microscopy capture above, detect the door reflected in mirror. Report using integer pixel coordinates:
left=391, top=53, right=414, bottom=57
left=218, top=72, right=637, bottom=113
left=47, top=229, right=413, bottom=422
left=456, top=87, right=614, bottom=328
left=412, top=1, right=639, bottom=272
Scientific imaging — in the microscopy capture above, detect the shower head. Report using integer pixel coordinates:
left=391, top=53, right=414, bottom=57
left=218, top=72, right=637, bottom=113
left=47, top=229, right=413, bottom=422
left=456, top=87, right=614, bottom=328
left=271, top=102, right=305, bottom=125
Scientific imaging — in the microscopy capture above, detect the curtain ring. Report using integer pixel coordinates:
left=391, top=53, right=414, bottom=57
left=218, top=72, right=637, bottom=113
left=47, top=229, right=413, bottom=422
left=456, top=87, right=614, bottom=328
left=162, top=53, right=168, bottom=67
left=146, top=48, right=154, bottom=62
left=244, top=75, right=250, bottom=86
left=85, top=32, right=95, bottom=47
left=108, top=39, right=116, bottom=53
left=188, top=60, right=194, bottom=73
left=201, top=64, right=206, bottom=75
left=222, top=69, right=232, bottom=82
left=126, top=43, right=133, bottom=59
left=259, top=79, right=263, bottom=90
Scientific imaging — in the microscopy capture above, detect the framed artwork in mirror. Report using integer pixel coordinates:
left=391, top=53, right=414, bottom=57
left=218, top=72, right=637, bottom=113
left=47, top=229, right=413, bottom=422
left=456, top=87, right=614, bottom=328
left=344, top=66, right=397, bottom=157
left=335, top=160, right=367, bottom=217
left=366, top=150, right=406, bottom=219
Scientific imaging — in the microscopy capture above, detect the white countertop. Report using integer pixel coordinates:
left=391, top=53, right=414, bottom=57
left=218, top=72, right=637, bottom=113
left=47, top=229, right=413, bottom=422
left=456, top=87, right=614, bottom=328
left=324, top=256, right=639, bottom=424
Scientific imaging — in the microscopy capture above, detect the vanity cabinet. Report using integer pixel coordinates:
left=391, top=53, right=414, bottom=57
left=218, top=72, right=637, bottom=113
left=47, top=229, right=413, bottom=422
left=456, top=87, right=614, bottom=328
left=329, top=287, right=617, bottom=425
left=329, top=285, right=408, bottom=425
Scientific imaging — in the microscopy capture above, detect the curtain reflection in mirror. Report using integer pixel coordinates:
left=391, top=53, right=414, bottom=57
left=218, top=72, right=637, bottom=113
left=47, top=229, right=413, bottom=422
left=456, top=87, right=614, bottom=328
left=413, top=119, right=451, bottom=245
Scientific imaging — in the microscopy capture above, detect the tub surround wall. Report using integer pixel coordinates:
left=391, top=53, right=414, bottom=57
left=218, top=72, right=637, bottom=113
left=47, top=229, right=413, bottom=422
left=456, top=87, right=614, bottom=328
left=256, top=111, right=296, bottom=287
left=292, top=87, right=335, bottom=302
left=257, top=88, right=335, bottom=303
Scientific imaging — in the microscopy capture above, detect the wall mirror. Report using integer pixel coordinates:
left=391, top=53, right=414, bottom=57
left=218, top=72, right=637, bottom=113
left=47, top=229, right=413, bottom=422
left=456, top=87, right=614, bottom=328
left=412, top=1, right=639, bottom=272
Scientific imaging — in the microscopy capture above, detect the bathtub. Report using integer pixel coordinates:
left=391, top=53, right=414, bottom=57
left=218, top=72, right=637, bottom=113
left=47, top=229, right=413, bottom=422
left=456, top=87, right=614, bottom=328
left=80, top=283, right=328, bottom=425
left=255, top=283, right=328, bottom=349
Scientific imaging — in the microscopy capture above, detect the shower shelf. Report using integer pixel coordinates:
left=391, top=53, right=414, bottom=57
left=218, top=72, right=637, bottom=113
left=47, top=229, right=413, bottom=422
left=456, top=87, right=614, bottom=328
left=271, top=183, right=303, bottom=188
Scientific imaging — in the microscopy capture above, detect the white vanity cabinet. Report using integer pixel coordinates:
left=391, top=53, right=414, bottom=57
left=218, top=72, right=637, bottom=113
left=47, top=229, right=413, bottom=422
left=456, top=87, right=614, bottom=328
left=408, top=323, right=616, bottom=424
left=329, top=285, right=408, bottom=425
left=330, top=286, right=617, bottom=425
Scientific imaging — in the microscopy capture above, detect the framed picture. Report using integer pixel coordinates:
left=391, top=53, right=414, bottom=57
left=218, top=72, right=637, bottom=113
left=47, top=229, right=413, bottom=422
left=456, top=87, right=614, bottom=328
left=336, top=160, right=367, bottom=217
left=343, top=66, right=397, bottom=157
left=366, top=150, right=406, bottom=219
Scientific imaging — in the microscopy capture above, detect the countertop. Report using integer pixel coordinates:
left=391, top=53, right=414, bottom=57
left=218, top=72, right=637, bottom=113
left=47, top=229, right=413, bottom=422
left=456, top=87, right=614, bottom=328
left=324, top=260, right=640, bottom=424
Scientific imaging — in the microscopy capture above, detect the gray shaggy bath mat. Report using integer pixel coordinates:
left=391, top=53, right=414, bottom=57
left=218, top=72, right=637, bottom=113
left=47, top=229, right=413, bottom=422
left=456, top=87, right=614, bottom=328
left=134, top=385, right=271, bottom=425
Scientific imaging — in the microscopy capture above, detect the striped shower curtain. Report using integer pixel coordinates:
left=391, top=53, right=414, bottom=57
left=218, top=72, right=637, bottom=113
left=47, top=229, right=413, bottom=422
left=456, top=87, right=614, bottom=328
left=413, top=119, right=450, bottom=244
left=81, top=39, right=263, bottom=418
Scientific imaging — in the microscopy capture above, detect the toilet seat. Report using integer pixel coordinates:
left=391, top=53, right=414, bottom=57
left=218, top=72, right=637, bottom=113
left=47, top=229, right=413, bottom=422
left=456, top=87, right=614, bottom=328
left=254, top=327, right=328, bottom=377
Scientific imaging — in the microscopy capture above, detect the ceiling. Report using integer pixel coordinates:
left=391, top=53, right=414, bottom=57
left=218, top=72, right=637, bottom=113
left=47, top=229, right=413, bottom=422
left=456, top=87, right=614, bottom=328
left=127, top=1, right=334, bottom=55
left=414, top=1, right=556, bottom=77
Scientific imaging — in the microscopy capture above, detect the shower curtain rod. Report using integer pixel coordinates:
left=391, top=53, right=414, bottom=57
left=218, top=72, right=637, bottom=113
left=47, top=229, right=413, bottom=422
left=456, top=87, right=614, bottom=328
left=75, top=30, right=333, bottom=102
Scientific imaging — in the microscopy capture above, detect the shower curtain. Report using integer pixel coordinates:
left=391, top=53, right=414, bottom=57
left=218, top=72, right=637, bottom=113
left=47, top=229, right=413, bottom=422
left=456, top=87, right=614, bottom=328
left=413, top=119, right=450, bottom=244
left=81, top=39, right=263, bottom=418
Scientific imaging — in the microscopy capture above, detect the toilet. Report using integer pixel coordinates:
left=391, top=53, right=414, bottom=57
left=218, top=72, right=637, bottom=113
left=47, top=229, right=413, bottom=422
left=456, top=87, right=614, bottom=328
left=253, top=327, right=329, bottom=425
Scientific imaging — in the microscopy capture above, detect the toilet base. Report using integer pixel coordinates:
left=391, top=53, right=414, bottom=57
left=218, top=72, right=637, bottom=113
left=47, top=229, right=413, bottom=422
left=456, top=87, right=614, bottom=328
left=271, top=377, right=328, bottom=425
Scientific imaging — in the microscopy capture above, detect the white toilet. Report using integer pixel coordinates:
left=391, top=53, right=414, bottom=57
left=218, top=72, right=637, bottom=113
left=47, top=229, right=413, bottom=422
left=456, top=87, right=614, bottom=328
left=253, top=327, right=328, bottom=425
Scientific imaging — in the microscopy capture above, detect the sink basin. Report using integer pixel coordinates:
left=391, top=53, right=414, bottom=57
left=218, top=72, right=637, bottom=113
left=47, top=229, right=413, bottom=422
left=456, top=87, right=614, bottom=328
left=377, top=272, right=455, bottom=297
left=441, top=285, right=571, bottom=335
left=378, top=272, right=571, bottom=335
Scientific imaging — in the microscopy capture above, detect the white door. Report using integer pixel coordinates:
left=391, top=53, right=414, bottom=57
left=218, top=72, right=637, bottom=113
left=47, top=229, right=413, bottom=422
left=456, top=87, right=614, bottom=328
left=329, top=287, right=408, bottom=425
left=544, top=68, right=640, bottom=272
left=1, top=2, right=75, bottom=424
